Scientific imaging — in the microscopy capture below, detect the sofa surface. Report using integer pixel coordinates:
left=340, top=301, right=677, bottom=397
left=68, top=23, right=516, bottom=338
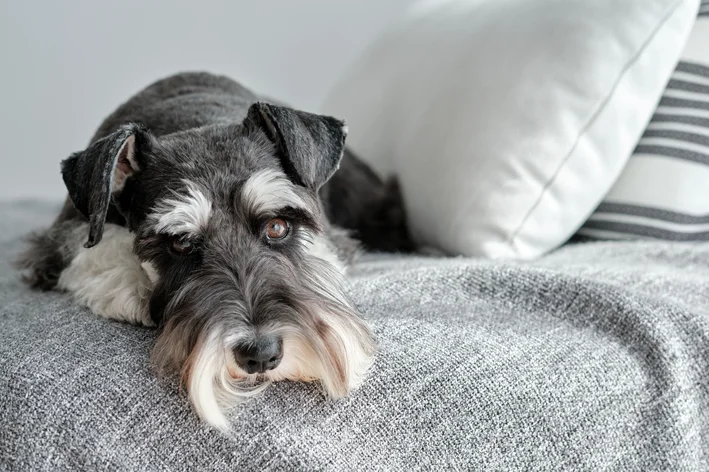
left=1, top=201, right=708, bottom=471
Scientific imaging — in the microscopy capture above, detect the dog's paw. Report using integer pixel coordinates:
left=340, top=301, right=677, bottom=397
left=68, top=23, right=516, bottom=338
left=57, top=224, right=156, bottom=327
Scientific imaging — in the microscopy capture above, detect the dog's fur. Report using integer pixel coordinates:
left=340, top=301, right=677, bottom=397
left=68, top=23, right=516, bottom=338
left=16, top=72, right=412, bottom=429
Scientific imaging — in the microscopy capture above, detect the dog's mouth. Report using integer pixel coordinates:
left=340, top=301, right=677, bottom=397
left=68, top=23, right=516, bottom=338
left=224, top=364, right=272, bottom=382
left=224, top=345, right=318, bottom=384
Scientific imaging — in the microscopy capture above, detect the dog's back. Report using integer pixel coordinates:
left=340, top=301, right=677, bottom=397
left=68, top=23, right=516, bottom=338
left=92, top=72, right=260, bottom=141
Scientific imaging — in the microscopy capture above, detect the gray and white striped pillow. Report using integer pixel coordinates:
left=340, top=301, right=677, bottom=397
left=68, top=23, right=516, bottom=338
left=578, top=3, right=709, bottom=241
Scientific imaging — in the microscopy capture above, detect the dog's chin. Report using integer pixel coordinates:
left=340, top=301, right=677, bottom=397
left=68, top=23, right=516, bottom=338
left=183, top=316, right=375, bottom=431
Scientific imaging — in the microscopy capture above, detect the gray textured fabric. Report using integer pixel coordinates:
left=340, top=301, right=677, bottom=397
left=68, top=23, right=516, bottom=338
left=1, top=201, right=708, bottom=471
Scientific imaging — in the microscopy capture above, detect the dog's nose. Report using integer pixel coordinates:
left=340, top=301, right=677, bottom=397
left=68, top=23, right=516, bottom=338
left=232, top=336, right=283, bottom=374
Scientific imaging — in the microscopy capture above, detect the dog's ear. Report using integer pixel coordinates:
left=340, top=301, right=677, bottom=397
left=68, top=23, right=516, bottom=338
left=61, top=123, right=149, bottom=248
left=245, top=102, right=347, bottom=190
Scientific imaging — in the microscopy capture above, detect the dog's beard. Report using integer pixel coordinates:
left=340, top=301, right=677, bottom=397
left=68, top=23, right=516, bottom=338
left=151, top=256, right=375, bottom=430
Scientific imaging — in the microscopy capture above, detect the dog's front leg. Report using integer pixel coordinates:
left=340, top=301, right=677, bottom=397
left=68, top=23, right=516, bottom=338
left=58, top=223, right=154, bottom=327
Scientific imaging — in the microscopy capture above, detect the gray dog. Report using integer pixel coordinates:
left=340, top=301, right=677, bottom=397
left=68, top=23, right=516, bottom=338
left=17, top=72, right=412, bottom=429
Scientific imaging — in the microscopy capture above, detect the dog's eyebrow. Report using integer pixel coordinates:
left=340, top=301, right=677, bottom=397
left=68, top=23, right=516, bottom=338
left=241, top=168, right=306, bottom=214
left=149, top=182, right=213, bottom=235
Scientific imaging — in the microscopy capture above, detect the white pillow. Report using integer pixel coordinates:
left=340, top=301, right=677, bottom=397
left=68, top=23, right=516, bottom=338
left=323, top=0, right=699, bottom=258
left=578, top=4, right=709, bottom=241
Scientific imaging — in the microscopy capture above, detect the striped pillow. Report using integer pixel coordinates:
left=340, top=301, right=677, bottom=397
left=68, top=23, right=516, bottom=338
left=578, top=3, right=709, bottom=241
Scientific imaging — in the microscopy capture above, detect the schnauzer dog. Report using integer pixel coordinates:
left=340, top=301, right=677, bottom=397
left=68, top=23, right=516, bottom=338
left=17, top=72, right=412, bottom=429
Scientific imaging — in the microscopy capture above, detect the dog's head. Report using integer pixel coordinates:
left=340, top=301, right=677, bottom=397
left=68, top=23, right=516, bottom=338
left=60, top=103, right=375, bottom=429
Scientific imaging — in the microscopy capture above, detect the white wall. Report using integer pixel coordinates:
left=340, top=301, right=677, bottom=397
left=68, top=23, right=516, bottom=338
left=0, top=0, right=415, bottom=200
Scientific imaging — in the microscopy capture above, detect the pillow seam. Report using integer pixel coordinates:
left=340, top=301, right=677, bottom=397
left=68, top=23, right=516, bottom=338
left=504, top=0, right=691, bottom=254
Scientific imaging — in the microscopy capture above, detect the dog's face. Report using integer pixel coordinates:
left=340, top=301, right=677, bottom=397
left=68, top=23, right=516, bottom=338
left=60, top=103, right=375, bottom=429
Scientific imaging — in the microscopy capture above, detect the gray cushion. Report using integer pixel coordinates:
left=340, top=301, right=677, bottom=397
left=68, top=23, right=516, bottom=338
left=1, top=201, right=708, bottom=471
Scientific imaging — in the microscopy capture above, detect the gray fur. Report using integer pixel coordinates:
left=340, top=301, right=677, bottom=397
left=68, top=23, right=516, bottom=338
left=16, top=71, right=407, bottom=428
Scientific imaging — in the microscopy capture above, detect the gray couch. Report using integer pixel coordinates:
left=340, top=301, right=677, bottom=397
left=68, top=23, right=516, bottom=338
left=1, top=201, right=708, bottom=471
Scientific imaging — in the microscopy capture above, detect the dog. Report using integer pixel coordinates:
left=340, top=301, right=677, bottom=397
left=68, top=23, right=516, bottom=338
left=16, top=72, right=412, bottom=429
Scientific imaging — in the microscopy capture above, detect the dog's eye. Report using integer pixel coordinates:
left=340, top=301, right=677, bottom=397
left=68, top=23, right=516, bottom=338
left=265, top=218, right=289, bottom=241
left=170, top=237, right=194, bottom=255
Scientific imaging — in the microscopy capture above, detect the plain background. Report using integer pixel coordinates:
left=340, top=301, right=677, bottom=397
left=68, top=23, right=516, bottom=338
left=0, top=0, right=415, bottom=201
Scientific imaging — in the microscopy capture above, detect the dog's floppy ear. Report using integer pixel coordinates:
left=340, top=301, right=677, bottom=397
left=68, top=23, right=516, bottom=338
left=61, top=123, right=148, bottom=248
left=245, top=102, right=347, bottom=190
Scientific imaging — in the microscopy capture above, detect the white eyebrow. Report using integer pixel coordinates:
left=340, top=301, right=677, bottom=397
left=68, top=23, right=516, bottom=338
left=241, top=168, right=306, bottom=213
left=149, top=182, right=213, bottom=235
